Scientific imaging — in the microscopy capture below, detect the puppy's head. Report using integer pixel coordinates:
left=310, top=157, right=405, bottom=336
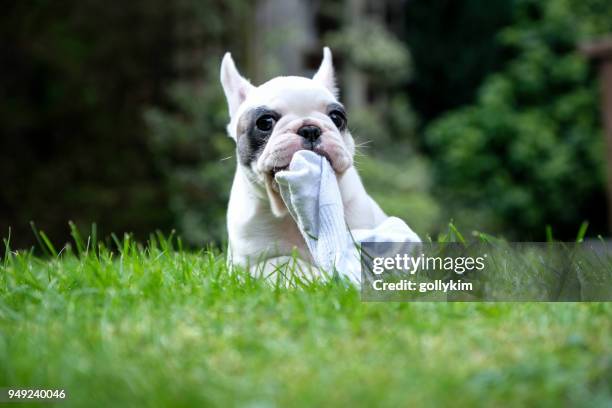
left=220, top=47, right=354, bottom=216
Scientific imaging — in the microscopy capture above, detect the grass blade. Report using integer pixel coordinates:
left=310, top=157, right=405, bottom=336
left=39, top=231, right=58, bottom=257
left=69, top=221, right=86, bottom=256
left=545, top=225, right=554, bottom=243
left=576, top=221, right=589, bottom=243
left=30, top=221, right=51, bottom=257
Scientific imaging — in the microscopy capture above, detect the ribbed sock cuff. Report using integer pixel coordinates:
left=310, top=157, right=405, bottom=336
left=316, top=203, right=349, bottom=269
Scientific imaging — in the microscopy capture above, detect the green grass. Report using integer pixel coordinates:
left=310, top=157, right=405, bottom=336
left=0, top=232, right=611, bottom=407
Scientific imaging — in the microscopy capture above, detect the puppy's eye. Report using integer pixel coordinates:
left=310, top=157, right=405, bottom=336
left=329, top=110, right=347, bottom=130
left=255, top=115, right=276, bottom=132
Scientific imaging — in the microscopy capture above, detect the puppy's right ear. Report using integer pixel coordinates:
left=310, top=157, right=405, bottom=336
left=220, top=52, right=254, bottom=118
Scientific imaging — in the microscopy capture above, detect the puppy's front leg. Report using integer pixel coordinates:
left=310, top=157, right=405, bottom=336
left=337, top=167, right=387, bottom=229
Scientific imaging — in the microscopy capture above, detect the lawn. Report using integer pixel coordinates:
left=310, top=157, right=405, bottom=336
left=0, top=232, right=611, bottom=407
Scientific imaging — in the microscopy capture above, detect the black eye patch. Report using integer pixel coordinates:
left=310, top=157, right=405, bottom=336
left=327, top=103, right=347, bottom=131
left=236, top=106, right=281, bottom=166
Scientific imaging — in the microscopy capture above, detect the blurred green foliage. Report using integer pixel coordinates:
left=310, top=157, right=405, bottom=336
left=144, top=0, right=252, bottom=246
left=143, top=0, right=254, bottom=245
left=145, top=77, right=235, bottom=245
left=328, top=20, right=413, bottom=84
left=401, top=0, right=515, bottom=123
left=357, top=152, right=441, bottom=237
left=0, top=0, right=176, bottom=246
left=426, top=0, right=611, bottom=238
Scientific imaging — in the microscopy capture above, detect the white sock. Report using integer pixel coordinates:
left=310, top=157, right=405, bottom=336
left=275, top=151, right=354, bottom=274
left=276, top=150, right=421, bottom=284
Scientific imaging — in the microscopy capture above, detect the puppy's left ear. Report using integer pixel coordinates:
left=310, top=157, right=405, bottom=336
left=312, top=47, right=338, bottom=98
left=220, top=52, right=255, bottom=118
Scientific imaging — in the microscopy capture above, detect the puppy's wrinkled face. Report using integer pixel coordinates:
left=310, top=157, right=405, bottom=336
left=221, top=48, right=355, bottom=215
left=237, top=77, right=353, bottom=179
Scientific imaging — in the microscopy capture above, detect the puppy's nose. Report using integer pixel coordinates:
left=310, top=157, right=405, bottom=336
left=297, top=125, right=321, bottom=142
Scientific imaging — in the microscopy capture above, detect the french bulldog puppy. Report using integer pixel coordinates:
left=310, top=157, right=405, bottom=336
left=221, top=47, right=388, bottom=269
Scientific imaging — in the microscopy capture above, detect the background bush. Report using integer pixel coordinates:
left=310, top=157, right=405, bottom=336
left=426, top=0, right=611, bottom=238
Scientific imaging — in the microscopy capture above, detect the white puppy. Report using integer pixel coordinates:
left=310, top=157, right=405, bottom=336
left=221, top=47, right=391, bottom=270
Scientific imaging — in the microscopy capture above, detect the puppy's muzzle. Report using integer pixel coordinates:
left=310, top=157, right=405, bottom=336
left=297, top=125, right=321, bottom=146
